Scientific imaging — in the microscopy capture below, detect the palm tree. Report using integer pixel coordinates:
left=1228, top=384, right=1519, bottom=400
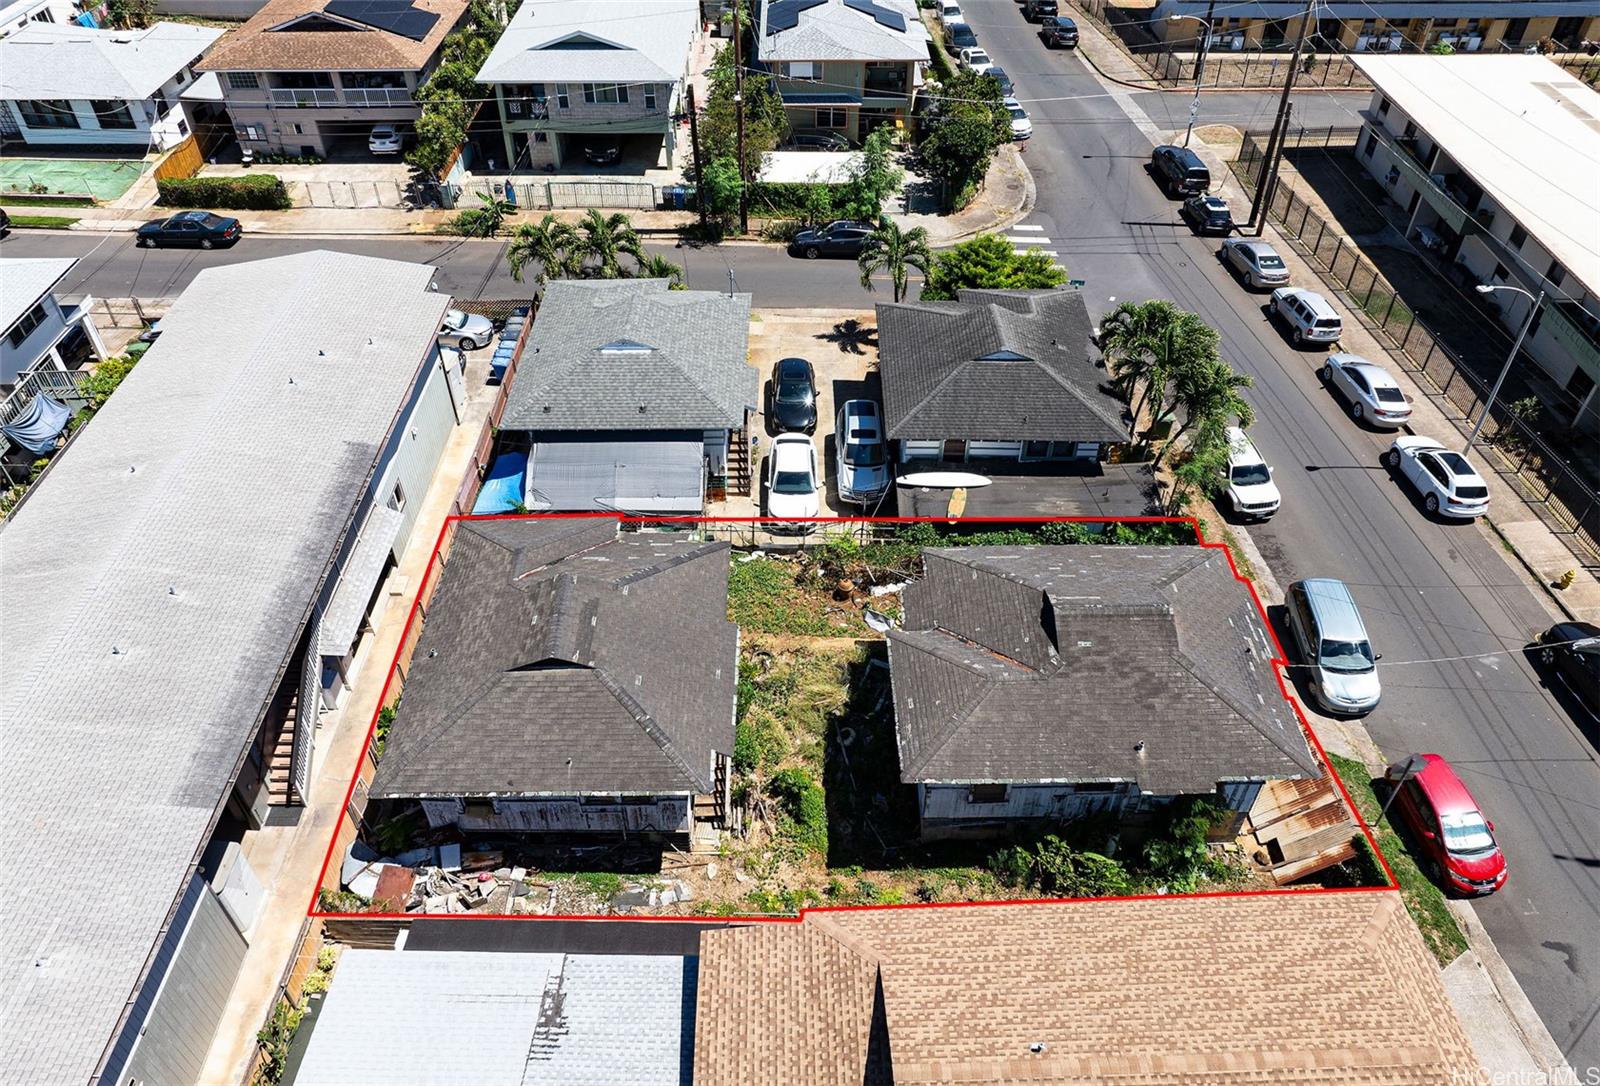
left=636, top=252, right=686, bottom=288
left=856, top=218, right=932, bottom=304
left=506, top=214, right=578, bottom=285
left=1097, top=300, right=1219, bottom=433
left=574, top=209, right=643, bottom=279
left=1156, top=358, right=1255, bottom=468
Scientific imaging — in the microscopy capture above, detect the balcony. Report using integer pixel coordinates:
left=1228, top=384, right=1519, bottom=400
left=341, top=87, right=413, bottom=108
left=267, top=87, right=412, bottom=108
left=502, top=96, right=550, bottom=121
left=270, top=87, right=341, bottom=108
left=863, top=73, right=908, bottom=96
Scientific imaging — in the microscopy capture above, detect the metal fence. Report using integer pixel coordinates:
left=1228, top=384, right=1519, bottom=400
left=1233, top=130, right=1600, bottom=568
left=453, top=178, right=660, bottom=211
left=299, top=178, right=411, bottom=208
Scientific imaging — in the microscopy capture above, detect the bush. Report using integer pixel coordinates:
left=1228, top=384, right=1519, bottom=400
left=767, top=767, right=828, bottom=853
left=157, top=174, right=290, bottom=211
left=920, top=233, right=1066, bottom=300
left=747, top=181, right=840, bottom=219
left=1140, top=797, right=1231, bottom=892
left=988, top=835, right=1133, bottom=898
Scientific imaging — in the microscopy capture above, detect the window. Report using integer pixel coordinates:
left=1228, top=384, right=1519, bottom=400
left=556, top=83, right=569, bottom=108
left=6, top=303, right=48, bottom=349
left=583, top=83, right=627, bottom=104
left=1492, top=262, right=1507, bottom=282
left=387, top=480, right=406, bottom=512
left=784, top=61, right=819, bottom=80
left=532, top=131, right=548, bottom=142
left=643, top=85, right=656, bottom=110
left=226, top=71, right=260, bottom=89
left=1508, top=223, right=1527, bottom=250
left=1362, top=130, right=1377, bottom=158
left=967, top=784, right=1008, bottom=804
left=176, top=68, right=188, bottom=85
left=176, top=118, right=188, bottom=136
left=816, top=107, right=848, bottom=128
left=17, top=99, right=78, bottom=128
left=1377, top=96, right=1390, bottom=116
left=235, top=124, right=265, bottom=141
left=1548, top=261, right=1567, bottom=288
left=91, top=100, right=136, bottom=129
left=1401, top=120, right=1416, bottom=140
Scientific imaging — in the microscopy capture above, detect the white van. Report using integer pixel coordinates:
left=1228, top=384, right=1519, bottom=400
left=1223, top=426, right=1280, bottom=519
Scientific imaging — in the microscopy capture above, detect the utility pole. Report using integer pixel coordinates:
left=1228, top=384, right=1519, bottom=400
left=1183, top=0, right=1216, bottom=148
left=686, top=83, right=708, bottom=229
left=732, top=0, right=749, bottom=235
left=1248, top=2, right=1316, bottom=233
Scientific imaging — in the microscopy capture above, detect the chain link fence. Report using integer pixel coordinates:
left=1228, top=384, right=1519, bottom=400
left=1232, top=129, right=1599, bottom=568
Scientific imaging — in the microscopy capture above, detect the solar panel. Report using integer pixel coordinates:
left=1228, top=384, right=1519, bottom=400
left=324, top=0, right=439, bottom=40
left=766, top=0, right=825, bottom=33
left=843, top=0, right=906, bottom=32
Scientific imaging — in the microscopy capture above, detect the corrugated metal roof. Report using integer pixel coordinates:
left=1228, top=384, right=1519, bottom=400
left=527, top=432, right=705, bottom=514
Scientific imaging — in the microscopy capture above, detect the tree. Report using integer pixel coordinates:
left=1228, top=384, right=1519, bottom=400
left=1158, top=357, right=1254, bottom=468
left=857, top=218, right=931, bottom=303
left=506, top=214, right=578, bottom=285
left=574, top=209, right=643, bottom=278
left=919, top=233, right=1066, bottom=300
left=916, top=70, right=1009, bottom=210
left=448, top=190, right=512, bottom=237
left=700, top=156, right=744, bottom=228
left=698, top=46, right=785, bottom=184
left=637, top=253, right=688, bottom=289
left=1097, top=300, right=1219, bottom=433
left=104, top=0, right=154, bottom=28
left=838, top=128, right=904, bottom=222
left=407, top=86, right=471, bottom=177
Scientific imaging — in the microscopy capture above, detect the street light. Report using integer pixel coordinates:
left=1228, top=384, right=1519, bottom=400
left=1168, top=11, right=1214, bottom=148
left=1468, top=283, right=1545, bottom=454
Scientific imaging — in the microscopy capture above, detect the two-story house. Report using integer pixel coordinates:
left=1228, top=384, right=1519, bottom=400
left=1351, top=54, right=1599, bottom=432
left=0, top=256, right=103, bottom=466
left=475, top=0, right=699, bottom=172
left=756, top=0, right=928, bottom=147
left=0, top=22, right=221, bottom=150
left=194, top=0, right=470, bottom=158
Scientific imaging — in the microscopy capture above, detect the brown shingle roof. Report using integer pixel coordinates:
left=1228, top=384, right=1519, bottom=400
left=693, top=892, right=1480, bottom=1086
left=196, top=0, right=468, bottom=72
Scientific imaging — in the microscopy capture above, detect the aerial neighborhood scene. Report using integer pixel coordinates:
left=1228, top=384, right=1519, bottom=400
left=4, top=0, right=1600, bottom=1083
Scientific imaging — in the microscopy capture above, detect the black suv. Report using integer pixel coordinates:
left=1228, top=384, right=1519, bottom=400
left=1038, top=14, right=1078, bottom=47
left=1022, top=0, right=1057, bottom=20
left=788, top=219, right=877, bottom=259
left=1149, top=144, right=1210, bottom=197
left=767, top=356, right=818, bottom=434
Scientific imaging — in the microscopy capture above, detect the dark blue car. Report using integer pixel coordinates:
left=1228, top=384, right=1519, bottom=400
left=137, top=210, right=242, bottom=249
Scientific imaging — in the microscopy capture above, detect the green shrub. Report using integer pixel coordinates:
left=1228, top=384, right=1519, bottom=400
left=988, top=835, right=1133, bottom=898
left=1141, top=797, right=1230, bottom=892
left=157, top=174, right=291, bottom=210
left=371, top=703, right=397, bottom=760
left=767, top=767, right=828, bottom=853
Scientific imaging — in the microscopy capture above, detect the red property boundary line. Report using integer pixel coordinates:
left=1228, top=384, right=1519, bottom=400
left=307, top=513, right=1399, bottom=924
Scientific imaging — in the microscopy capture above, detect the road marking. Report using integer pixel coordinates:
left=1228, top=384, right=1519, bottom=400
left=1012, top=225, right=1045, bottom=231
left=1007, top=235, right=1051, bottom=245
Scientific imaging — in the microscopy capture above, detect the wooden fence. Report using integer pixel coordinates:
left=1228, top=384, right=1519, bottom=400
left=153, top=134, right=205, bottom=182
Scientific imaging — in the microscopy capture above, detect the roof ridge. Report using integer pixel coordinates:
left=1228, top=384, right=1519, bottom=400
left=590, top=666, right=706, bottom=791
left=888, top=631, right=1000, bottom=780
left=1169, top=647, right=1320, bottom=776
left=610, top=540, right=726, bottom=588
left=805, top=914, right=885, bottom=967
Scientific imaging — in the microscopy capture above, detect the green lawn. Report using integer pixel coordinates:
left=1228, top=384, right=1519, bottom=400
left=7, top=214, right=80, bottom=229
left=0, top=157, right=145, bottom=201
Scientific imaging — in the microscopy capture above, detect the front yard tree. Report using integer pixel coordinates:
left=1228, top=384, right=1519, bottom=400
left=857, top=218, right=932, bottom=303
left=699, top=46, right=785, bottom=183
left=507, top=214, right=578, bottom=285
left=575, top=209, right=644, bottom=279
left=919, top=233, right=1066, bottom=300
left=839, top=129, right=905, bottom=223
left=700, top=156, right=744, bottom=229
left=1097, top=300, right=1219, bottom=435
left=1159, top=357, right=1254, bottom=468
left=917, top=71, right=1010, bottom=210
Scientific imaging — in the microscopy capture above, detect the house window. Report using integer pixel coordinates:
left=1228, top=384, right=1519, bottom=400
left=1548, top=261, right=1566, bottom=288
left=17, top=100, right=78, bottom=128
left=1362, top=130, right=1377, bottom=157
left=1376, top=96, right=1390, bottom=116
left=1401, top=120, right=1416, bottom=140
left=91, top=100, right=136, bottom=129
left=177, top=118, right=189, bottom=136
left=583, top=83, right=628, bottom=104
left=533, top=131, right=548, bottom=142
left=784, top=61, right=819, bottom=80
left=967, top=784, right=1008, bottom=804
left=1492, top=262, right=1508, bottom=281
left=227, top=72, right=260, bottom=89
left=6, top=303, right=48, bottom=349
left=1508, top=223, right=1527, bottom=250
left=176, top=68, right=188, bottom=85
left=643, top=85, right=657, bottom=110
left=235, top=124, right=265, bottom=141
left=556, top=83, right=569, bottom=108
left=816, top=107, right=848, bottom=128
left=387, top=480, right=406, bottom=512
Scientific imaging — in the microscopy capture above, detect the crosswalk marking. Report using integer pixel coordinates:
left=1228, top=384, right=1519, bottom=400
left=1007, top=236, right=1052, bottom=245
left=1012, top=225, right=1045, bottom=231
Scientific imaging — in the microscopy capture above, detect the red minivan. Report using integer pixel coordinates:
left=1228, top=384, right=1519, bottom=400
left=1390, top=754, right=1507, bottom=896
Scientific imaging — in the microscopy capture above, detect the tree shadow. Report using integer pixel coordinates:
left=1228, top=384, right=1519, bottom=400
left=814, top=318, right=878, bottom=356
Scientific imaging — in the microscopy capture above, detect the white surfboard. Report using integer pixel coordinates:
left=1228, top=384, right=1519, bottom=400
left=897, top=472, right=993, bottom=489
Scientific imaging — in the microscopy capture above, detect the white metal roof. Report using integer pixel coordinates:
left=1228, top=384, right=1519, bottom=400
left=0, top=256, right=75, bottom=332
left=1353, top=54, right=1600, bottom=300
left=0, top=251, right=449, bottom=1085
left=0, top=21, right=222, bottom=100
left=758, top=0, right=928, bottom=63
left=758, top=150, right=862, bottom=184
left=293, top=949, right=695, bottom=1085
left=476, top=0, right=698, bottom=85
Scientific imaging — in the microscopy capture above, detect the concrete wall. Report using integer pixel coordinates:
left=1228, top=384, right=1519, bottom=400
left=420, top=795, right=694, bottom=834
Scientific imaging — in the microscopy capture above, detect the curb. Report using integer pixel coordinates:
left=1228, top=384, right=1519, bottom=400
left=908, top=144, right=1038, bottom=247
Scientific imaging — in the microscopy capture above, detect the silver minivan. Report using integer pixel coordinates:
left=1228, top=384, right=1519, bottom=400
left=1285, top=578, right=1381, bottom=714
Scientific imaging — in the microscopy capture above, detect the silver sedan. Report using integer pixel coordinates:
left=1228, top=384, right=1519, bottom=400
left=1221, top=238, right=1290, bottom=289
left=1320, top=353, right=1412, bottom=428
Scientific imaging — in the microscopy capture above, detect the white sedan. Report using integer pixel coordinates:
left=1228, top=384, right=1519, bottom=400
left=1320, top=353, right=1412, bottom=428
left=1385, top=436, right=1490, bottom=519
left=765, top=433, right=820, bottom=528
left=959, top=47, right=994, bottom=73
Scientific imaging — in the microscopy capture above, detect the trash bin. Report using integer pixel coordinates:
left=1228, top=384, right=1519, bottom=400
left=663, top=184, right=687, bottom=210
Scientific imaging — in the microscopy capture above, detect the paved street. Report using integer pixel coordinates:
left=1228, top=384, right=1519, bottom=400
left=1130, top=87, right=1366, bottom=132
left=5, top=10, right=1598, bottom=1069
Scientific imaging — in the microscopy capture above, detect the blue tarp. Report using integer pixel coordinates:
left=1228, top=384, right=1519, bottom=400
left=471, top=450, right=528, bottom=513
left=1, top=394, right=72, bottom=455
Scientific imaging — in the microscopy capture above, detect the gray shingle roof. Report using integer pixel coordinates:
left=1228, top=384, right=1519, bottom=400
left=477, top=0, right=698, bottom=85
left=503, top=280, right=758, bottom=432
left=371, top=518, right=738, bottom=798
left=0, top=22, right=222, bottom=99
left=887, top=545, right=1318, bottom=790
left=875, top=290, right=1129, bottom=444
left=758, top=0, right=928, bottom=63
left=0, top=250, right=448, bottom=1086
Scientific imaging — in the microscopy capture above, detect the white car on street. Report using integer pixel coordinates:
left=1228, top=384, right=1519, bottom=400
left=1004, top=97, right=1032, bottom=141
left=960, top=47, right=994, bottom=73
left=939, top=0, right=962, bottom=22
left=1222, top=426, right=1280, bottom=519
left=1320, top=353, right=1412, bottom=428
left=1385, top=436, right=1490, bottom=519
left=765, top=433, right=820, bottom=527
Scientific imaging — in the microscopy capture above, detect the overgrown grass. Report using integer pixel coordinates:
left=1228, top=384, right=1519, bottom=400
left=548, top=871, right=626, bottom=899
left=1328, top=754, right=1469, bottom=966
left=728, top=557, right=857, bottom=636
left=7, top=214, right=81, bottom=228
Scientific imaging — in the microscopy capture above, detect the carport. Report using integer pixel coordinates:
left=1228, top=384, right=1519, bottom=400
left=551, top=130, right=669, bottom=173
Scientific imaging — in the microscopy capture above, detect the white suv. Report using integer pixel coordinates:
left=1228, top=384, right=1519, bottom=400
left=1222, top=426, right=1280, bottom=519
left=1385, top=437, right=1490, bottom=519
left=1270, top=287, right=1342, bottom=347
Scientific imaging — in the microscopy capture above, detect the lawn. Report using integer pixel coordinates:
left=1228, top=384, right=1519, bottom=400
left=1327, top=753, right=1469, bottom=966
left=0, top=157, right=145, bottom=201
left=7, top=214, right=80, bottom=229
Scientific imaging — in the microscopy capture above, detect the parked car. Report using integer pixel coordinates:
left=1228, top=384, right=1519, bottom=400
left=986, top=66, right=1014, bottom=96
left=1037, top=14, right=1079, bottom=47
left=786, top=131, right=853, bottom=151
left=765, top=433, right=821, bottom=525
left=368, top=124, right=403, bottom=154
left=1022, top=0, right=1057, bottom=21
left=768, top=356, right=818, bottom=434
left=1536, top=621, right=1600, bottom=716
left=835, top=399, right=892, bottom=504
left=1220, top=238, right=1289, bottom=289
left=1222, top=426, right=1279, bottom=519
left=583, top=138, right=622, bottom=165
left=135, top=211, right=242, bottom=249
left=1269, top=286, right=1342, bottom=346
left=1385, top=437, right=1490, bottom=519
left=945, top=20, right=977, bottom=50
left=1285, top=578, right=1381, bottom=715
left=1180, top=194, right=1233, bottom=235
left=0, top=209, right=10, bottom=237
left=1005, top=96, right=1033, bottom=141
left=788, top=219, right=876, bottom=259
left=1388, top=753, right=1508, bottom=897
left=939, top=0, right=962, bottom=22
left=1149, top=144, right=1209, bottom=197
left=437, top=308, right=495, bottom=350
left=1320, top=353, right=1412, bottom=427
left=959, top=46, right=994, bottom=72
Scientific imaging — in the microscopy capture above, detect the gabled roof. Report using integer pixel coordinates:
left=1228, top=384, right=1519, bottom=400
left=370, top=517, right=738, bottom=798
left=0, top=257, right=75, bottom=332
left=502, top=280, right=757, bottom=432
left=0, top=251, right=449, bottom=1086
left=694, top=893, right=1481, bottom=1085
left=477, top=0, right=698, bottom=85
left=0, top=22, right=222, bottom=100
left=758, top=0, right=928, bottom=63
left=875, top=289, right=1128, bottom=444
left=887, top=545, right=1318, bottom=789
left=196, top=0, right=467, bottom=73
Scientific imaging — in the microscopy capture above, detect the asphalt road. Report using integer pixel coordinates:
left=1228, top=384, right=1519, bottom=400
left=6, top=14, right=1598, bottom=1068
left=1129, top=87, right=1366, bottom=134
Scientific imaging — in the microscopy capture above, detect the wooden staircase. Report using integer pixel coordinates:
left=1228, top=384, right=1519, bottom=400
left=726, top=427, right=753, bottom=497
left=264, top=685, right=302, bottom=807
